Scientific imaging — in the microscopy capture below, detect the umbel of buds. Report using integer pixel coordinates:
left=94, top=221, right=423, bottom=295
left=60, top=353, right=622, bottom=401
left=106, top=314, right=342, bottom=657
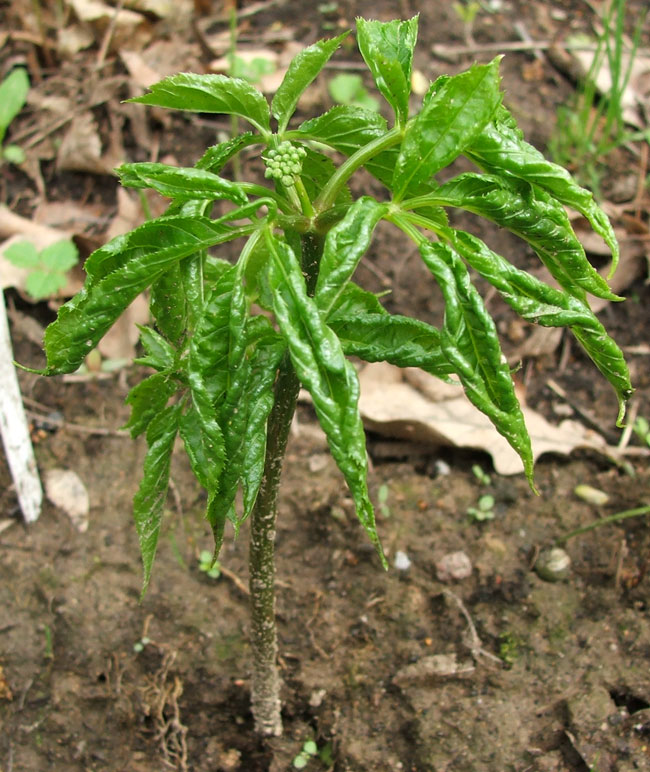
left=264, top=141, right=307, bottom=187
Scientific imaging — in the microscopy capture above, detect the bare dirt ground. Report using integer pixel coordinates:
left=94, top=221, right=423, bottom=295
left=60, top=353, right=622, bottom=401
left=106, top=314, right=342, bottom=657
left=1, top=1, right=650, bottom=770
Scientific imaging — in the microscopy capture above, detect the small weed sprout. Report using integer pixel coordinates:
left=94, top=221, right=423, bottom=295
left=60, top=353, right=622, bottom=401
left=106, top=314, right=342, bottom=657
left=328, top=72, right=379, bottom=111
left=0, top=67, right=29, bottom=165
left=633, top=416, right=650, bottom=448
left=377, top=483, right=391, bottom=518
left=471, top=463, right=491, bottom=486
left=4, top=239, right=79, bottom=300
left=35, top=16, right=631, bottom=737
left=293, top=739, right=319, bottom=769
left=467, top=493, right=496, bottom=522
left=198, top=549, right=221, bottom=579
left=133, top=636, right=151, bottom=653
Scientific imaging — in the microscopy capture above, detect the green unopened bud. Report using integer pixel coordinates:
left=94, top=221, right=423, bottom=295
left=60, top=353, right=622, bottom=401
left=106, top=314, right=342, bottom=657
left=263, top=141, right=306, bottom=187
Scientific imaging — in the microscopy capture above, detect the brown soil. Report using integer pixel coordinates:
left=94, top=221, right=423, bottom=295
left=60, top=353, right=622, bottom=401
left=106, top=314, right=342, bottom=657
left=2, top=1, right=650, bottom=771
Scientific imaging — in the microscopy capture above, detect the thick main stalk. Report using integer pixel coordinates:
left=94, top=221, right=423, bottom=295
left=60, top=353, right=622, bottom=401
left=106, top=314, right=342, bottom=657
left=248, top=232, right=323, bottom=736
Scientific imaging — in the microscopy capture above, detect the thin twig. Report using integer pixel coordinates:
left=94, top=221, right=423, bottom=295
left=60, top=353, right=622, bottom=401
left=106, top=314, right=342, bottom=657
left=443, top=589, right=502, bottom=666
left=25, top=409, right=129, bottom=437
left=220, top=564, right=250, bottom=596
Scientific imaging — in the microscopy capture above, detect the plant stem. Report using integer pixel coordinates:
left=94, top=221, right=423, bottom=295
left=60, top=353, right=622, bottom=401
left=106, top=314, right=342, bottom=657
left=248, top=351, right=300, bottom=736
left=248, top=230, right=323, bottom=736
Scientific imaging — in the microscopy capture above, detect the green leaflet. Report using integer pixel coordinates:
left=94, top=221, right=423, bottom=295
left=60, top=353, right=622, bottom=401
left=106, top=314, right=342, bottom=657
left=435, top=173, right=620, bottom=303
left=195, top=132, right=257, bottom=173
left=356, top=16, right=418, bottom=125
left=127, top=73, right=271, bottom=135
left=272, top=32, right=348, bottom=134
left=315, top=197, right=388, bottom=315
left=42, top=216, right=253, bottom=374
left=241, top=335, right=286, bottom=518
left=134, top=325, right=176, bottom=371
left=294, top=105, right=387, bottom=156
left=178, top=404, right=222, bottom=496
left=116, top=162, right=248, bottom=204
left=0, top=68, right=29, bottom=143
left=133, top=402, right=182, bottom=594
left=418, top=240, right=535, bottom=486
left=329, top=313, right=454, bottom=379
left=328, top=281, right=386, bottom=318
left=150, top=264, right=187, bottom=345
left=445, top=228, right=632, bottom=421
left=265, top=231, right=385, bottom=565
left=465, top=105, right=619, bottom=272
left=392, top=58, right=502, bottom=201
left=123, top=372, right=177, bottom=438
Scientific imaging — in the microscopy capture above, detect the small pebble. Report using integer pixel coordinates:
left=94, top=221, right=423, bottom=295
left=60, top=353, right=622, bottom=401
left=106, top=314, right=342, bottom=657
left=394, top=550, right=412, bottom=571
left=535, top=547, right=571, bottom=582
left=436, top=551, right=472, bottom=582
left=574, top=484, right=609, bottom=506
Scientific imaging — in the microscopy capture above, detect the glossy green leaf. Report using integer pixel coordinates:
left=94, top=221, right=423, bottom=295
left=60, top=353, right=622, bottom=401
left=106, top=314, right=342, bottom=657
left=195, top=132, right=257, bottom=173
left=444, top=227, right=632, bottom=422
left=327, top=281, right=386, bottom=318
left=265, top=231, right=385, bottom=564
left=116, top=162, right=248, bottom=204
left=179, top=404, right=222, bottom=494
left=393, top=58, right=502, bottom=200
left=123, top=372, right=177, bottom=438
left=241, top=334, right=286, bottom=518
left=134, top=325, right=176, bottom=371
left=272, top=32, right=348, bottom=134
left=128, top=73, right=271, bottom=135
left=465, top=105, right=619, bottom=271
left=294, top=105, right=387, bottom=155
left=356, top=16, right=418, bottom=125
left=150, top=264, right=188, bottom=345
left=315, top=196, right=388, bottom=315
left=133, top=402, right=182, bottom=594
left=435, top=173, right=620, bottom=302
left=330, top=313, right=454, bottom=379
left=418, top=240, right=535, bottom=486
left=42, top=216, right=251, bottom=375
left=0, top=68, right=29, bottom=141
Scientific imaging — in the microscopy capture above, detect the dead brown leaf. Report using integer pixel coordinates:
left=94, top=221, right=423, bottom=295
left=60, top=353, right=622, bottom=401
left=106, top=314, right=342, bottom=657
left=358, top=362, right=617, bottom=476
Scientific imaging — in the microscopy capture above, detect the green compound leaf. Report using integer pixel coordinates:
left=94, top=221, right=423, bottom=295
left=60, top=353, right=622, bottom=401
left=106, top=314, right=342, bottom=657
left=127, top=73, right=271, bottom=135
left=356, top=16, right=418, bottom=126
left=116, top=162, right=248, bottom=205
left=42, top=215, right=252, bottom=374
left=0, top=68, right=29, bottom=141
left=315, top=196, right=388, bottom=315
left=134, top=325, right=176, bottom=371
left=444, top=227, right=632, bottom=423
left=393, top=58, right=502, bottom=200
left=265, top=231, right=385, bottom=565
left=465, top=105, right=619, bottom=272
left=133, top=402, right=182, bottom=595
left=272, top=32, right=348, bottom=134
left=123, top=372, right=177, bottom=438
left=329, top=313, right=454, bottom=379
left=418, top=240, right=535, bottom=487
left=434, top=173, right=620, bottom=303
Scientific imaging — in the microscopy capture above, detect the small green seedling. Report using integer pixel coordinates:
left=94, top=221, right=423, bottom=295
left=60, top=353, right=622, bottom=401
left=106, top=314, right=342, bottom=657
left=35, top=16, right=631, bottom=739
left=4, top=239, right=78, bottom=300
left=632, top=416, right=650, bottom=447
left=377, top=483, right=391, bottom=518
left=467, top=493, right=496, bottom=522
left=0, top=68, right=29, bottom=165
left=293, top=739, right=318, bottom=769
left=328, top=72, right=379, bottom=111
left=133, top=636, right=151, bottom=653
left=453, top=1, right=482, bottom=44
left=198, top=549, right=221, bottom=579
left=471, top=463, right=491, bottom=486
left=231, top=55, right=276, bottom=87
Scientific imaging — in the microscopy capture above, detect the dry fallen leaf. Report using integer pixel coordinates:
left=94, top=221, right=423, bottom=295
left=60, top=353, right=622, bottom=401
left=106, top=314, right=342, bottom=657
left=56, top=112, right=119, bottom=175
left=44, top=468, right=90, bottom=532
left=358, top=363, right=615, bottom=476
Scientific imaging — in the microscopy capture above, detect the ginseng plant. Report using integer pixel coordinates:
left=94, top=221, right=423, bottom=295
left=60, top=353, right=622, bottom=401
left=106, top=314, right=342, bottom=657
left=36, top=16, right=631, bottom=736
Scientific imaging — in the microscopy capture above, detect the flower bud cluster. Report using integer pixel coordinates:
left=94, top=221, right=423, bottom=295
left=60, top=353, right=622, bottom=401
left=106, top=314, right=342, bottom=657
left=264, top=141, right=307, bottom=187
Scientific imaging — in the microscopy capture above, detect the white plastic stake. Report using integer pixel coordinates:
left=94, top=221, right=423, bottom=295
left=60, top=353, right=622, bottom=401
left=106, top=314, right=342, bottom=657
left=0, top=289, right=42, bottom=522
